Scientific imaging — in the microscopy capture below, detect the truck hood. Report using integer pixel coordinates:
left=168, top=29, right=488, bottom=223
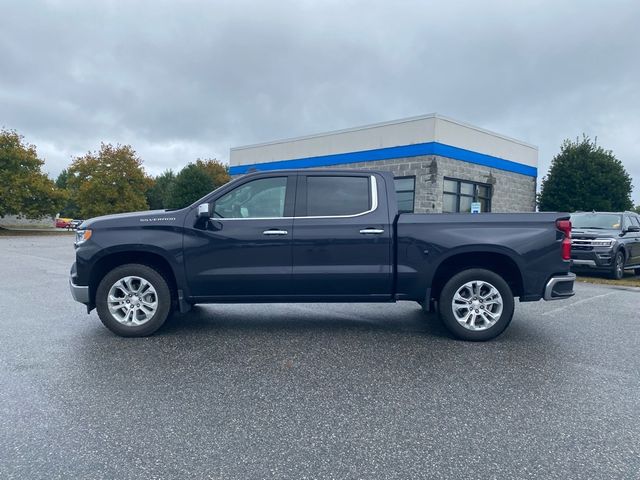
left=571, top=228, right=620, bottom=239
left=82, top=210, right=183, bottom=229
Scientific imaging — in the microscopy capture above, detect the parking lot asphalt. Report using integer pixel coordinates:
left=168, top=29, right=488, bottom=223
left=1, top=235, right=639, bottom=480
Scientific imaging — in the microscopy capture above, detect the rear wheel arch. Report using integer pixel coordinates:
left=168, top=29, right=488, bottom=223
left=428, top=250, right=524, bottom=303
left=438, top=268, right=515, bottom=341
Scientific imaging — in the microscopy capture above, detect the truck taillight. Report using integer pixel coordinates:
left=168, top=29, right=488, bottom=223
left=556, top=219, right=572, bottom=260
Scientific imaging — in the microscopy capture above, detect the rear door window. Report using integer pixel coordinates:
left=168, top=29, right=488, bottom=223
left=305, top=176, right=371, bottom=217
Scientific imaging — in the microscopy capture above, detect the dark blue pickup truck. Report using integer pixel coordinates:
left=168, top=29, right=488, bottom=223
left=69, top=169, right=575, bottom=341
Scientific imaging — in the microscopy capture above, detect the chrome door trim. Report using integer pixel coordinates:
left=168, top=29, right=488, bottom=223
left=212, top=176, right=379, bottom=221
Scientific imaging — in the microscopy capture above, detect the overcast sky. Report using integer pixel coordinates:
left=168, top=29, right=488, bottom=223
left=2, top=0, right=639, bottom=203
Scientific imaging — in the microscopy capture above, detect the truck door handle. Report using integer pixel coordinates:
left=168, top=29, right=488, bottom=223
left=359, top=228, right=385, bottom=234
left=263, top=229, right=288, bottom=235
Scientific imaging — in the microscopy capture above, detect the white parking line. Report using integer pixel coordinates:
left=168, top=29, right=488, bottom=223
left=541, top=292, right=617, bottom=316
left=0, top=248, right=70, bottom=266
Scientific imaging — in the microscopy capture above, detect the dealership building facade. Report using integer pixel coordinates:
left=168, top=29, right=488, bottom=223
left=229, top=114, right=538, bottom=213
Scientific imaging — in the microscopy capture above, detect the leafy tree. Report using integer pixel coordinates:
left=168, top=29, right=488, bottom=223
left=165, top=159, right=230, bottom=209
left=633, top=205, right=640, bottom=214
left=67, top=143, right=153, bottom=218
left=146, top=169, right=175, bottom=210
left=0, top=129, right=66, bottom=218
left=538, top=136, right=633, bottom=212
left=165, top=164, right=215, bottom=209
left=194, top=158, right=230, bottom=187
left=55, top=169, right=80, bottom=218
left=55, top=168, right=69, bottom=189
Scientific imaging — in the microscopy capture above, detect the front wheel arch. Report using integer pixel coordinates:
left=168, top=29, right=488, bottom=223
left=619, top=247, right=629, bottom=263
left=95, top=263, right=173, bottom=337
left=89, top=250, right=179, bottom=308
left=610, top=249, right=626, bottom=280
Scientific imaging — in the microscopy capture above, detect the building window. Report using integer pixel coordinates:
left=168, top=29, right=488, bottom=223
left=394, top=176, right=415, bottom=213
left=443, top=178, right=491, bottom=213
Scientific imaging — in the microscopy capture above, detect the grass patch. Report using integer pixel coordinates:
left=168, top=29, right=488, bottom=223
left=575, top=272, right=640, bottom=288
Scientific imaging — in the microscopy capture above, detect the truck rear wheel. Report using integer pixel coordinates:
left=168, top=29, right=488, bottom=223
left=438, top=268, right=514, bottom=341
left=95, top=264, right=172, bottom=337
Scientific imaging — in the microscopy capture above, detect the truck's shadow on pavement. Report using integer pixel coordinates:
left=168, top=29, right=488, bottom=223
left=157, top=303, right=454, bottom=339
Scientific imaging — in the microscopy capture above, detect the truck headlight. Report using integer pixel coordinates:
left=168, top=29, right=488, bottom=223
left=75, top=229, right=92, bottom=245
left=591, top=238, right=614, bottom=247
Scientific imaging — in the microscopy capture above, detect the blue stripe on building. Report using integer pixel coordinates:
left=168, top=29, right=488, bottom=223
left=229, top=141, right=538, bottom=177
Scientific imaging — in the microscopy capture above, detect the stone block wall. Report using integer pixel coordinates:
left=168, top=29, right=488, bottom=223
left=330, top=155, right=536, bottom=213
left=0, top=214, right=56, bottom=229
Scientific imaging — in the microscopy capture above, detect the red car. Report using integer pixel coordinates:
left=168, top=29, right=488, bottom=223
left=55, top=218, right=72, bottom=229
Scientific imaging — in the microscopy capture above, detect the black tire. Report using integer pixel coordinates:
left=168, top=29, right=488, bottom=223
left=610, top=251, right=624, bottom=280
left=96, top=263, right=173, bottom=337
left=438, top=268, right=515, bottom=341
left=634, top=268, right=640, bottom=277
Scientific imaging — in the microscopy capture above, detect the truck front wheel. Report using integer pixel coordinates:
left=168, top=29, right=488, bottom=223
left=438, top=268, right=515, bottom=341
left=95, top=264, right=173, bottom=337
left=610, top=251, right=624, bottom=280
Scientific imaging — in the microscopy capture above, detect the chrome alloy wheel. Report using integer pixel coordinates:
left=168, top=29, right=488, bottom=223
left=451, top=280, right=503, bottom=331
left=107, top=276, right=158, bottom=326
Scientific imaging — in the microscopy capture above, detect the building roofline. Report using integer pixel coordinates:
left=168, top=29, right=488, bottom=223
left=230, top=113, right=538, bottom=152
left=433, top=113, right=538, bottom=150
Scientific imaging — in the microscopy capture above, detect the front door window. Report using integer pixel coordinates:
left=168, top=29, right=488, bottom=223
left=214, top=177, right=287, bottom=219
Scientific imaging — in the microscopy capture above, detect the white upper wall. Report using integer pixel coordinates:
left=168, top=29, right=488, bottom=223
left=434, top=116, right=538, bottom=168
left=230, top=113, right=538, bottom=168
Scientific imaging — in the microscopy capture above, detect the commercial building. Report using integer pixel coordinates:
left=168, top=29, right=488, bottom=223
left=229, top=114, right=538, bottom=213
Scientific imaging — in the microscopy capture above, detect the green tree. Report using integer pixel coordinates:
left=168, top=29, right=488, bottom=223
left=67, top=143, right=153, bottom=218
left=194, top=158, right=230, bottom=187
left=538, top=136, right=633, bottom=212
left=0, top=129, right=66, bottom=218
left=55, top=168, right=69, bottom=189
left=165, top=159, right=230, bottom=209
left=55, top=169, right=80, bottom=218
left=165, top=164, right=215, bottom=209
left=146, top=169, right=175, bottom=210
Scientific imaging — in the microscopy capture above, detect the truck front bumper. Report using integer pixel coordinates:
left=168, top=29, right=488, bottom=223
left=69, top=277, right=89, bottom=304
left=69, top=263, right=89, bottom=304
left=544, top=273, right=576, bottom=301
left=570, top=248, right=615, bottom=270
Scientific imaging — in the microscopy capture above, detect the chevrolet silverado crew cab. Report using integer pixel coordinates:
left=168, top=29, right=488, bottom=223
left=69, top=169, right=575, bottom=341
left=570, top=211, right=640, bottom=279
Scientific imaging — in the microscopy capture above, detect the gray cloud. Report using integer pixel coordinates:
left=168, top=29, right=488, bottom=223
left=2, top=0, right=639, bottom=203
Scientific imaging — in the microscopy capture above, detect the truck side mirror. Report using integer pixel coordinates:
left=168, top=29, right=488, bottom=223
left=626, top=225, right=640, bottom=233
left=197, top=203, right=211, bottom=219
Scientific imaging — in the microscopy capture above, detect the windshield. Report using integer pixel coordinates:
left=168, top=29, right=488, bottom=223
left=570, top=213, right=622, bottom=230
